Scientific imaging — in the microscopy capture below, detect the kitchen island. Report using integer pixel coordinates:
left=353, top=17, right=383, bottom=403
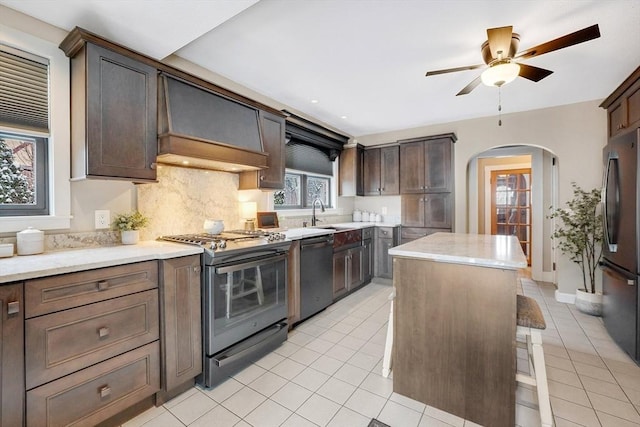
left=389, top=232, right=527, bottom=427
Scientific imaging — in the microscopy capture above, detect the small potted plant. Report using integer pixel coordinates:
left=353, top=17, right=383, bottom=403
left=549, top=183, right=603, bottom=315
left=112, top=210, right=149, bottom=245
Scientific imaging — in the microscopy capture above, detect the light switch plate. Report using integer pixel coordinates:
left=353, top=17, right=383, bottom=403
left=95, top=210, right=110, bottom=229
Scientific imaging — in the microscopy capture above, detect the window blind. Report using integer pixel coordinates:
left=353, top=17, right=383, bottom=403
left=286, top=142, right=333, bottom=176
left=0, top=45, right=49, bottom=133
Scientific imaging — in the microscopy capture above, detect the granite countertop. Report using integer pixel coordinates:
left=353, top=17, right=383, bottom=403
left=389, top=232, right=527, bottom=270
left=0, top=241, right=203, bottom=284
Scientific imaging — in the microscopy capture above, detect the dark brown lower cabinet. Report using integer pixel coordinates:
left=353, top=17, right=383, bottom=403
left=0, top=283, right=24, bottom=427
left=158, top=256, right=202, bottom=403
left=333, top=246, right=363, bottom=300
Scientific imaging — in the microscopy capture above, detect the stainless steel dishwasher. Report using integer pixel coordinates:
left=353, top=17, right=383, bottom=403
left=299, top=233, right=334, bottom=321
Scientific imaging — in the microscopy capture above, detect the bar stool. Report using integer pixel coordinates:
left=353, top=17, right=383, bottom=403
left=382, top=287, right=396, bottom=378
left=516, top=294, right=553, bottom=427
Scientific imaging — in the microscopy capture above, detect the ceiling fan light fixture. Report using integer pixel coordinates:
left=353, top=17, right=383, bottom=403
left=481, top=62, right=521, bottom=87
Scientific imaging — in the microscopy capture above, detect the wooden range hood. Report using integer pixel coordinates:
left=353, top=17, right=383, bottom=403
left=157, top=74, right=268, bottom=172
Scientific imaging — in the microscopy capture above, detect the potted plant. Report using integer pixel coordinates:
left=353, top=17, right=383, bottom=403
left=112, top=210, right=149, bottom=245
left=549, top=183, right=603, bottom=315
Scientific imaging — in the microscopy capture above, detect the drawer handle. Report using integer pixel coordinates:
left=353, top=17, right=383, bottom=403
left=97, top=280, right=109, bottom=291
left=99, top=385, right=111, bottom=398
left=7, top=301, right=19, bottom=315
left=98, top=327, right=110, bottom=338
left=193, top=266, right=201, bottom=274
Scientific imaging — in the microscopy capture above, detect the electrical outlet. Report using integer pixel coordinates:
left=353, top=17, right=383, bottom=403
left=95, top=210, right=110, bottom=230
left=381, top=206, right=388, bottom=215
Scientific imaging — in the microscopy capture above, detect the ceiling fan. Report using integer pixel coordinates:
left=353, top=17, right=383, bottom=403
left=426, top=24, right=601, bottom=96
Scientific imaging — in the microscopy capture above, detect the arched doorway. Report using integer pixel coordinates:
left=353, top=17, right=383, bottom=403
left=467, top=145, right=557, bottom=283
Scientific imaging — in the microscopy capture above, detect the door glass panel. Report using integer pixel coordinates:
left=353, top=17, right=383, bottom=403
left=212, top=256, right=285, bottom=331
left=491, top=168, right=532, bottom=265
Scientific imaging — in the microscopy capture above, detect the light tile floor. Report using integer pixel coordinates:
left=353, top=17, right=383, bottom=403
left=124, top=278, right=640, bottom=427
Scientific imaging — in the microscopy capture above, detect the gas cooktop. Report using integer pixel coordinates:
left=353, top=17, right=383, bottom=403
left=159, top=230, right=289, bottom=259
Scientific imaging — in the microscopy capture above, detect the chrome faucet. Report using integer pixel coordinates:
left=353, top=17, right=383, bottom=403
left=311, top=198, right=325, bottom=226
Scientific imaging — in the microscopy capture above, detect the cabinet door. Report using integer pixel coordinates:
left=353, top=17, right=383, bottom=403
left=628, top=83, right=640, bottom=131
left=424, top=138, right=452, bottom=192
left=160, top=256, right=202, bottom=393
left=401, top=194, right=425, bottom=227
left=333, top=252, right=348, bottom=299
left=0, top=283, right=24, bottom=427
left=380, top=146, right=400, bottom=195
left=240, top=111, right=285, bottom=190
left=362, top=239, right=374, bottom=283
left=349, top=247, right=363, bottom=289
left=85, top=43, right=157, bottom=181
left=363, top=148, right=382, bottom=196
left=338, top=146, right=364, bottom=196
left=608, top=100, right=626, bottom=138
left=257, top=111, right=286, bottom=189
left=399, top=142, right=425, bottom=193
left=424, top=193, right=452, bottom=228
left=375, top=238, right=394, bottom=279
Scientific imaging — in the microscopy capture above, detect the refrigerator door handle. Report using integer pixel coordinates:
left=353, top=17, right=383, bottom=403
left=602, top=153, right=620, bottom=252
left=600, top=260, right=635, bottom=282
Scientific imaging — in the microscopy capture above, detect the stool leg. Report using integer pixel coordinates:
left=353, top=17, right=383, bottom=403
left=382, top=298, right=394, bottom=378
left=531, top=330, right=553, bottom=427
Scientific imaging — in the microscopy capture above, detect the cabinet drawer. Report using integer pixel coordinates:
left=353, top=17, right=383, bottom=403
left=27, top=341, right=159, bottom=427
left=400, top=227, right=449, bottom=243
left=26, top=290, right=159, bottom=389
left=376, top=227, right=394, bottom=238
left=26, top=261, right=158, bottom=318
left=362, top=227, right=374, bottom=240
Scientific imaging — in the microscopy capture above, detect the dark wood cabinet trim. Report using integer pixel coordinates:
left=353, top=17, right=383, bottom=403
left=600, top=66, right=640, bottom=109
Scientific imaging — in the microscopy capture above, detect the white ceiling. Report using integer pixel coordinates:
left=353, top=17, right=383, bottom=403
left=2, top=0, right=639, bottom=137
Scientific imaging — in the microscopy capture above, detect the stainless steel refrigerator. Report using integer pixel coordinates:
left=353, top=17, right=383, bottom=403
left=602, top=128, right=640, bottom=363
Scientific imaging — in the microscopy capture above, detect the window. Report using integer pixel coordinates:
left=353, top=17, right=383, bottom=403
left=274, top=171, right=332, bottom=209
left=0, top=23, right=71, bottom=232
left=273, top=142, right=335, bottom=210
left=0, top=132, right=48, bottom=215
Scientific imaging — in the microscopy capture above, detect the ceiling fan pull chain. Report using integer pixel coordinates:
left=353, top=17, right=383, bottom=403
left=498, top=87, right=502, bottom=126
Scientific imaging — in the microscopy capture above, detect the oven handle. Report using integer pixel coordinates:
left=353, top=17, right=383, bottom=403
left=213, top=321, right=287, bottom=367
left=215, top=254, right=287, bottom=274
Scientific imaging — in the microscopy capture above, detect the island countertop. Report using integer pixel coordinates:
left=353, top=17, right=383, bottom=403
left=389, top=232, right=527, bottom=270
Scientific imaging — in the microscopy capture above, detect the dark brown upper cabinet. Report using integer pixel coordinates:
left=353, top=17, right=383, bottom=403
left=66, top=42, right=158, bottom=182
left=399, top=134, right=456, bottom=194
left=239, top=111, right=286, bottom=190
left=363, top=146, right=399, bottom=196
left=601, top=66, right=640, bottom=139
left=339, top=145, right=364, bottom=197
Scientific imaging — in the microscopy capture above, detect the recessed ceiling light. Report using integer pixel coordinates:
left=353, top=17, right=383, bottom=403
left=341, top=115, right=348, bottom=119
left=311, top=99, right=319, bottom=104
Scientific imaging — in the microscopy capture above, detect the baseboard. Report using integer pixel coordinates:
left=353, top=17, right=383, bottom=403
left=555, top=289, right=576, bottom=304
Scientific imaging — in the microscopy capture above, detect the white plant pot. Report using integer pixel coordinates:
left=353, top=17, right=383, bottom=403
left=121, top=230, right=140, bottom=245
left=575, top=288, right=603, bottom=316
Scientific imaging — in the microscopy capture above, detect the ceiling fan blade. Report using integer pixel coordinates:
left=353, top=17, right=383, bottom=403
left=517, top=63, right=554, bottom=82
left=515, top=24, right=600, bottom=60
left=456, top=75, right=482, bottom=96
left=426, top=63, right=484, bottom=77
left=487, top=26, right=513, bottom=59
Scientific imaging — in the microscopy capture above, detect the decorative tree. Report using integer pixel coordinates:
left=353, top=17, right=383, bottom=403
left=548, top=183, right=603, bottom=293
left=0, top=138, right=34, bottom=204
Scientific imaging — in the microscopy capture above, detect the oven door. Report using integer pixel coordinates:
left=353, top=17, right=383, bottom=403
left=204, top=251, right=288, bottom=354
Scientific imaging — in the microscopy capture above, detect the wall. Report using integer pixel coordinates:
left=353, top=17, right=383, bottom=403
left=356, top=100, right=608, bottom=297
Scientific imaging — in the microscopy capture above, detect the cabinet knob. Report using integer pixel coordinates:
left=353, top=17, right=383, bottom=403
left=99, top=385, right=111, bottom=398
left=98, top=327, right=110, bottom=338
left=97, top=280, right=109, bottom=291
left=260, top=175, right=265, bottom=181
left=150, top=162, right=157, bottom=170
left=193, top=266, right=201, bottom=274
left=7, top=301, right=19, bottom=315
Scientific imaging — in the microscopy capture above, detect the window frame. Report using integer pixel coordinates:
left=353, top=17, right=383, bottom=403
left=274, top=170, right=334, bottom=211
left=0, top=23, right=71, bottom=233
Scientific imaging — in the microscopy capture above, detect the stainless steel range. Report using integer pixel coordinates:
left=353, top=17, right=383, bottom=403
left=159, top=230, right=291, bottom=387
